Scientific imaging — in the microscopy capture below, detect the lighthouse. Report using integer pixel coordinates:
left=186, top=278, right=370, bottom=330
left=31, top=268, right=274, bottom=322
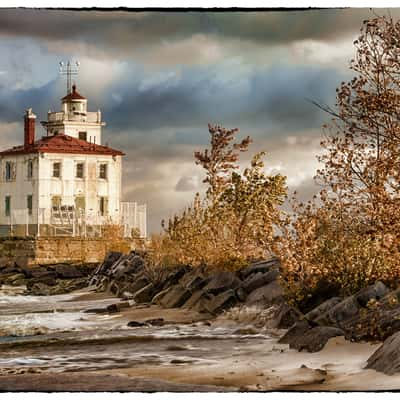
left=0, top=66, right=146, bottom=238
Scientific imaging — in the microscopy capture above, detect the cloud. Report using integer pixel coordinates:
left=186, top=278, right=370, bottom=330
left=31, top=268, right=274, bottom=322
left=175, top=175, right=201, bottom=192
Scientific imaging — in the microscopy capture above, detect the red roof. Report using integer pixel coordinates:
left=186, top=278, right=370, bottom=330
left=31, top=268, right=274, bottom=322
left=62, top=84, right=86, bottom=101
left=0, top=134, right=125, bottom=156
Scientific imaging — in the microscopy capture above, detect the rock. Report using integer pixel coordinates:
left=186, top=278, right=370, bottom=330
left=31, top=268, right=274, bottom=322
left=305, top=297, right=343, bottom=322
left=162, top=266, right=190, bottom=290
left=127, top=320, right=146, bottom=327
left=271, top=303, right=303, bottom=329
left=299, top=278, right=341, bottom=314
left=126, top=276, right=150, bottom=296
left=182, top=290, right=207, bottom=309
left=88, top=252, right=123, bottom=284
left=106, top=301, right=133, bottom=313
left=235, top=287, right=247, bottom=302
left=279, top=320, right=345, bottom=352
left=133, top=283, right=157, bottom=304
left=203, top=271, right=241, bottom=296
left=241, top=268, right=279, bottom=293
left=52, top=264, right=83, bottom=279
left=151, top=287, right=172, bottom=305
left=245, top=280, right=284, bottom=307
left=314, top=296, right=360, bottom=326
left=145, top=318, right=164, bottom=326
left=355, top=281, right=390, bottom=307
left=238, top=258, right=280, bottom=280
left=366, top=331, right=400, bottom=375
left=341, top=302, right=400, bottom=342
left=3, top=273, right=25, bottom=285
left=159, top=284, right=192, bottom=309
left=182, top=273, right=210, bottom=292
left=28, top=282, right=53, bottom=296
left=200, top=289, right=238, bottom=315
left=109, top=253, right=145, bottom=280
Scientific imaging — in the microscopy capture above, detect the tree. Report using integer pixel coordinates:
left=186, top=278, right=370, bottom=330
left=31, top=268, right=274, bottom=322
left=160, top=124, right=287, bottom=269
left=274, top=15, right=400, bottom=306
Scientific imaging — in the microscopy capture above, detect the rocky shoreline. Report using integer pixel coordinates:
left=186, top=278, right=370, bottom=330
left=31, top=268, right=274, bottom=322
left=86, top=251, right=400, bottom=377
left=2, top=250, right=400, bottom=386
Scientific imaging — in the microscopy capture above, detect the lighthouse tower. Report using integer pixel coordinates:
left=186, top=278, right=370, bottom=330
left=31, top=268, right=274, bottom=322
left=0, top=69, right=147, bottom=239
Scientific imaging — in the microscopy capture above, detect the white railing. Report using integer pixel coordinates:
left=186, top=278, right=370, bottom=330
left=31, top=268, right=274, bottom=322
left=2, top=202, right=147, bottom=239
left=47, top=111, right=101, bottom=124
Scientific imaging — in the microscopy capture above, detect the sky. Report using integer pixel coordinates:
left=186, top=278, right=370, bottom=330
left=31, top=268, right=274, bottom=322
left=0, top=8, right=397, bottom=233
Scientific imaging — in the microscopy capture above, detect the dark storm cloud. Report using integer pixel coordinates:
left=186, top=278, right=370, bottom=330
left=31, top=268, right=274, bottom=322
left=103, top=63, right=346, bottom=134
left=0, top=8, right=394, bottom=56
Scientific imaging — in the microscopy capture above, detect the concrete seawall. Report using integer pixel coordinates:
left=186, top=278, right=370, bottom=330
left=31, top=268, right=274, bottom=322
left=0, top=237, right=132, bottom=266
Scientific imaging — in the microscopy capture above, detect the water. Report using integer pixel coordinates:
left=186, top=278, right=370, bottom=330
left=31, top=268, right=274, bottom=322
left=0, top=285, right=275, bottom=376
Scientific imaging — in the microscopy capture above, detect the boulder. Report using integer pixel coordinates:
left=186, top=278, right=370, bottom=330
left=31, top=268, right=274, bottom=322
left=3, top=273, right=26, bottom=285
left=89, top=251, right=123, bottom=283
left=238, top=258, right=280, bottom=280
left=305, top=297, right=343, bottom=322
left=355, top=281, right=390, bottom=307
left=314, top=295, right=360, bottom=326
left=133, top=283, right=157, bottom=304
left=182, top=290, right=207, bottom=309
left=126, top=276, right=150, bottom=296
left=341, top=303, right=400, bottom=342
left=235, top=286, right=247, bottom=302
left=200, top=289, right=238, bottom=315
left=159, top=284, right=192, bottom=309
left=52, top=264, right=83, bottom=279
left=366, top=331, right=400, bottom=375
left=245, top=280, right=284, bottom=307
left=106, top=301, right=133, bottom=313
left=271, top=303, right=303, bottom=329
left=203, top=271, right=241, bottom=295
left=28, top=282, right=53, bottom=296
left=127, top=320, right=146, bottom=327
left=109, top=253, right=145, bottom=280
left=279, top=320, right=345, bottom=352
left=241, top=268, right=279, bottom=293
left=161, top=266, right=190, bottom=290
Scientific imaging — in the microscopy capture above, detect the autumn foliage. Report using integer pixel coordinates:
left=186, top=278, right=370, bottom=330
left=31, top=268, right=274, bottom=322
left=275, top=15, right=400, bottom=306
left=149, top=124, right=287, bottom=270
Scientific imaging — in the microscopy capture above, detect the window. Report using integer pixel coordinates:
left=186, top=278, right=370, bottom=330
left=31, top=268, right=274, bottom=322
left=5, top=196, right=10, bottom=217
left=5, top=161, right=14, bottom=181
left=76, top=163, right=84, bottom=178
left=51, top=196, right=61, bottom=208
left=99, top=196, right=108, bottom=216
left=27, top=195, right=33, bottom=215
left=99, top=163, right=107, bottom=179
left=78, top=131, right=87, bottom=141
left=53, top=162, right=61, bottom=178
left=27, top=160, right=33, bottom=179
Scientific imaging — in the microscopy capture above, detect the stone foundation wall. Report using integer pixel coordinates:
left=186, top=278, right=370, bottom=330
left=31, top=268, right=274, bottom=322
left=0, top=237, right=133, bottom=267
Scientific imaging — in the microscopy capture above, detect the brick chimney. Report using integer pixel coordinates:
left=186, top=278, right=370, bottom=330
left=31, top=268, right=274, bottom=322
left=24, top=108, right=36, bottom=147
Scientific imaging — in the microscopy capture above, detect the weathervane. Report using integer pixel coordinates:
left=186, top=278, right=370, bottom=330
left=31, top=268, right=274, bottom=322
left=59, top=61, right=80, bottom=94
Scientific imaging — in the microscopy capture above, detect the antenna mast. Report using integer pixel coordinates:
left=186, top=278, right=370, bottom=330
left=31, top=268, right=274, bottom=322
left=59, top=61, right=80, bottom=94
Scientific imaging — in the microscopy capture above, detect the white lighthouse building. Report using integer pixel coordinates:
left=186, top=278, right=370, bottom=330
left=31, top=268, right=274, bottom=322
left=0, top=83, right=146, bottom=238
